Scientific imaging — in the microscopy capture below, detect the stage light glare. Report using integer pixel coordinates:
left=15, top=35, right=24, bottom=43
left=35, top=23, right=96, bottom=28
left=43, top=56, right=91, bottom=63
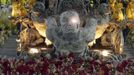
left=101, top=50, right=110, bottom=57
left=29, top=48, right=39, bottom=54
left=70, top=17, right=79, bottom=24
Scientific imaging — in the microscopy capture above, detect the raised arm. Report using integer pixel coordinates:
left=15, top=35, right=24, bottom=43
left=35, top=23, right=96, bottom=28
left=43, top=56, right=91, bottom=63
left=46, top=17, right=58, bottom=43
left=80, top=18, right=97, bottom=42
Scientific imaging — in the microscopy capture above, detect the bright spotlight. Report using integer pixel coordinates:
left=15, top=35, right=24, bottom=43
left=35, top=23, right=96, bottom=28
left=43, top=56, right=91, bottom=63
left=70, top=17, right=79, bottom=24
left=101, top=50, right=110, bottom=57
left=29, top=48, right=39, bottom=54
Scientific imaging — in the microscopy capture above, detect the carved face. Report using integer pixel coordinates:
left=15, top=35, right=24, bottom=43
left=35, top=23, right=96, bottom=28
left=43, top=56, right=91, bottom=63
left=60, top=11, right=80, bottom=33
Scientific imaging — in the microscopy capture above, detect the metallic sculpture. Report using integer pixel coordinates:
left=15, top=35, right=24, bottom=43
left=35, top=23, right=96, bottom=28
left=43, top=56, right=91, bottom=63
left=19, top=27, right=45, bottom=51
left=10, top=0, right=124, bottom=55
left=46, top=10, right=97, bottom=56
left=57, top=1, right=124, bottom=54
left=89, top=3, right=124, bottom=54
left=11, top=1, right=52, bottom=55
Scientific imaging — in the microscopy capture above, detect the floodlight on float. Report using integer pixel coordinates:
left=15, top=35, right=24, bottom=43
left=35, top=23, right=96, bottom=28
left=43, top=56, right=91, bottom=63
left=101, top=50, right=110, bottom=57
left=92, top=49, right=111, bottom=55
left=29, top=48, right=39, bottom=54
left=70, top=17, right=79, bottom=24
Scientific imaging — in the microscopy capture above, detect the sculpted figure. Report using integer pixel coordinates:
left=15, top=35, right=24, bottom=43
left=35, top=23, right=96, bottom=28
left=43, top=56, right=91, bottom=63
left=19, top=27, right=45, bottom=51
left=100, top=23, right=124, bottom=54
left=16, top=18, right=47, bottom=52
left=31, top=1, right=52, bottom=45
left=13, top=2, right=52, bottom=53
left=90, top=3, right=110, bottom=44
left=89, top=3, right=124, bottom=54
left=46, top=10, right=97, bottom=56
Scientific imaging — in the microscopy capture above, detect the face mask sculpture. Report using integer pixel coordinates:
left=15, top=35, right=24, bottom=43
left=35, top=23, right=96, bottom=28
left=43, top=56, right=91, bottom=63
left=60, top=11, right=80, bottom=33
left=46, top=10, right=97, bottom=56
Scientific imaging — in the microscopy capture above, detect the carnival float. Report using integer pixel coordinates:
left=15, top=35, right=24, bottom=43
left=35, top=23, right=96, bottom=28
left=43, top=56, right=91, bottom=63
left=10, top=0, right=126, bottom=56
left=0, top=0, right=133, bottom=75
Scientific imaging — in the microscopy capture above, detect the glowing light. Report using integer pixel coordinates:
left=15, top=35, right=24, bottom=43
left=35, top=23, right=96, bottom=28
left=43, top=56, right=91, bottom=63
left=70, top=17, right=79, bottom=24
left=101, top=50, right=110, bottom=57
left=29, top=48, right=39, bottom=54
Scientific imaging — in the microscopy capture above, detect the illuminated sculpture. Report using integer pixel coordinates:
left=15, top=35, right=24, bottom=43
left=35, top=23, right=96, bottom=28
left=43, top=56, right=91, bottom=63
left=11, top=0, right=27, bottom=17
left=109, top=0, right=124, bottom=22
left=11, top=0, right=124, bottom=55
left=19, top=25, right=45, bottom=51
left=11, top=1, right=52, bottom=54
left=89, top=3, right=124, bottom=54
left=126, top=0, right=134, bottom=20
left=31, top=1, right=52, bottom=46
left=46, top=10, right=97, bottom=56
